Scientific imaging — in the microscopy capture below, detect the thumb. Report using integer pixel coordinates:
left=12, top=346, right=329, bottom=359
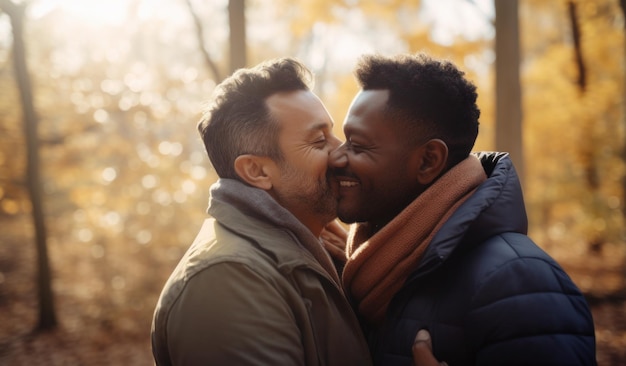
left=412, top=330, right=447, bottom=366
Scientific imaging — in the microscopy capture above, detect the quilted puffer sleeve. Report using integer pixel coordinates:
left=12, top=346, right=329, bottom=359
left=466, top=250, right=596, bottom=365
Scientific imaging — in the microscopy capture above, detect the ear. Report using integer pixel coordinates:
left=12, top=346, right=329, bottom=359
left=416, top=139, right=448, bottom=185
left=233, top=154, right=275, bottom=190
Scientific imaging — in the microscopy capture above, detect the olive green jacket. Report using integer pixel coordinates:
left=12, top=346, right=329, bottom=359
left=151, top=179, right=371, bottom=366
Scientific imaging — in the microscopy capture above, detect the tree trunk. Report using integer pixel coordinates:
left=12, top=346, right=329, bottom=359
left=568, top=1, right=586, bottom=92
left=0, top=0, right=57, bottom=330
left=228, top=0, right=246, bottom=74
left=619, top=0, right=626, bottom=219
left=494, top=0, right=523, bottom=184
left=618, top=0, right=626, bottom=295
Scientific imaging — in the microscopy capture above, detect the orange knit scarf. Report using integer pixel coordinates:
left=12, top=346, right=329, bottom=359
left=342, top=155, right=487, bottom=326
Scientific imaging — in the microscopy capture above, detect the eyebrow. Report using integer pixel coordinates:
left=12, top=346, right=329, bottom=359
left=344, top=123, right=373, bottom=144
left=304, top=122, right=332, bottom=135
left=313, top=121, right=333, bottom=129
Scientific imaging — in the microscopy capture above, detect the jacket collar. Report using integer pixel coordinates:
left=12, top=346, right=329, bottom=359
left=207, top=179, right=341, bottom=285
left=411, top=152, right=528, bottom=278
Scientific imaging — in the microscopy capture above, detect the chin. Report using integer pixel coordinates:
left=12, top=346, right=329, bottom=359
left=337, top=211, right=359, bottom=225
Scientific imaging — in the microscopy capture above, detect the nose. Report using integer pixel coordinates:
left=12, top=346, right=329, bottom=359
left=328, top=141, right=348, bottom=168
left=328, top=133, right=342, bottom=150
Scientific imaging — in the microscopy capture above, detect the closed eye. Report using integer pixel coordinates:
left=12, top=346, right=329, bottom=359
left=346, top=139, right=367, bottom=153
left=312, top=137, right=328, bottom=148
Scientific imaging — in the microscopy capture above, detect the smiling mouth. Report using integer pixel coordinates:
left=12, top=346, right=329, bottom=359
left=339, top=180, right=359, bottom=187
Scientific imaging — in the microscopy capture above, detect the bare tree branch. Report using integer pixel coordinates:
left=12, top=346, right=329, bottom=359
left=0, top=0, right=19, bottom=16
left=183, top=0, right=223, bottom=82
left=466, top=0, right=495, bottom=27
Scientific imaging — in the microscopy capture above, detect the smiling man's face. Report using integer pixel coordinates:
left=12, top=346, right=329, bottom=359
left=265, top=89, right=342, bottom=236
left=329, top=89, right=427, bottom=229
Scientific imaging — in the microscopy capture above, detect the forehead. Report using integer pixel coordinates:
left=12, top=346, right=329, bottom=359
left=266, top=90, right=333, bottom=136
left=344, top=89, right=390, bottom=134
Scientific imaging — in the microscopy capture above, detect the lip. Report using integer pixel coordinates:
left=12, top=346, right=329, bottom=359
left=329, top=175, right=358, bottom=199
left=338, top=180, right=359, bottom=188
left=334, top=175, right=360, bottom=191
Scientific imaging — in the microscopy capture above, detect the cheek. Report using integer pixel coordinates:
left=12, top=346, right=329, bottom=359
left=349, top=155, right=380, bottom=176
left=311, top=153, right=331, bottom=175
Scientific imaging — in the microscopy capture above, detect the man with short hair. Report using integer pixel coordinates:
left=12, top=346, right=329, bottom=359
left=330, top=53, right=596, bottom=365
left=151, top=58, right=371, bottom=366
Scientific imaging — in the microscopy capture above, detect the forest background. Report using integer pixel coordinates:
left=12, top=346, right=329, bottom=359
left=0, top=0, right=625, bottom=364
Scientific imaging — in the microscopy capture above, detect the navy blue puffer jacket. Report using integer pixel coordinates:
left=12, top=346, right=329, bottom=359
left=367, top=152, right=596, bottom=366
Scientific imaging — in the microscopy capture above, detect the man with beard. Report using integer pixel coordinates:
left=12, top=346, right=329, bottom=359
left=329, top=53, right=596, bottom=365
left=151, top=58, right=371, bottom=366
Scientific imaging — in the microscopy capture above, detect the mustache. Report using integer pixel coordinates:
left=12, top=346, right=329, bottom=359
left=328, top=167, right=356, bottom=179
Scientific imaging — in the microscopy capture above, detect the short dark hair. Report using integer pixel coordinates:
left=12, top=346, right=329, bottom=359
left=354, top=53, right=480, bottom=167
left=197, top=58, right=313, bottom=179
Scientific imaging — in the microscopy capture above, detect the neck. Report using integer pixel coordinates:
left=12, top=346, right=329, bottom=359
left=369, top=205, right=411, bottom=236
left=293, top=212, right=324, bottom=238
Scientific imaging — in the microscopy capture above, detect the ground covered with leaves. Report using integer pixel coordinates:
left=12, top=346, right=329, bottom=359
left=0, top=214, right=625, bottom=366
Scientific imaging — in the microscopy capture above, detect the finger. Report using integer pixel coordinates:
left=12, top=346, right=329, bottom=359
left=321, top=221, right=348, bottom=252
left=321, top=234, right=347, bottom=260
left=324, top=220, right=348, bottom=240
left=321, top=227, right=344, bottom=245
left=412, top=330, right=442, bottom=366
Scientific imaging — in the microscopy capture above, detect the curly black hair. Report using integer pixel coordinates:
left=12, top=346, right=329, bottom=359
left=355, top=53, right=480, bottom=166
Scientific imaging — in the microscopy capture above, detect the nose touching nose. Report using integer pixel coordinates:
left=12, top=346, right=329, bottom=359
left=328, top=143, right=348, bottom=167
